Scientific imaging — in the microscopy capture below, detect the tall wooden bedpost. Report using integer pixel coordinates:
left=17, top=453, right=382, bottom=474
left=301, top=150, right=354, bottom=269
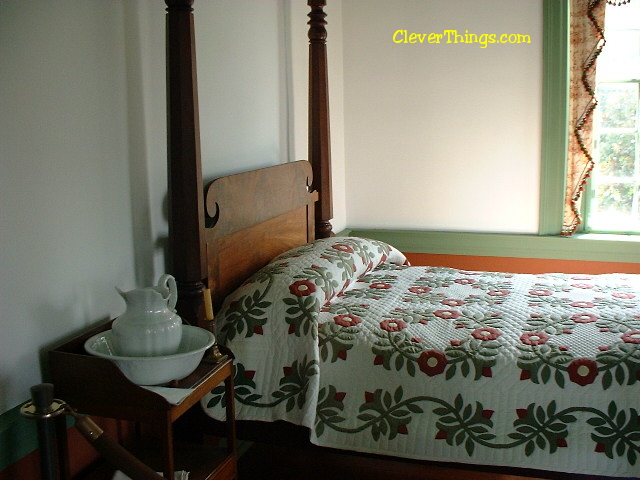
left=165, top=0, right=206, bottom=325
left=308, top=0, right=334, bottom=238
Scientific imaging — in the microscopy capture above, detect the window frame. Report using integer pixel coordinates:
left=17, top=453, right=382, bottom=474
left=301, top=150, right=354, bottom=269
left=540, top=0, right=640, bottom=236
left=539, top=0, right=570, bottom=236
left=586, top=14, right=640, bottom=234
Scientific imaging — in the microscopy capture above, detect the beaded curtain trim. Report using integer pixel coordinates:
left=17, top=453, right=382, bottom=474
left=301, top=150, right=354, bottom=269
left=563, top=0, right=632, bottom=235
left=563, top=0, right=605, bottom=236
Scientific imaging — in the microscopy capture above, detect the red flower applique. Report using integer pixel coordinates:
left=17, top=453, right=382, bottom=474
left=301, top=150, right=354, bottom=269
left=380, top=319, right=406, bottom=332
left=441, top=298, right=465, bottom=307
left=571, top=275, right=593, bottom=281
left=571, top=313, right=598, bottom=323
left=334, top=314, right=362, bottom=327
left=408, top=286, right=431, bottom=294
left=433, top=309, right=461, bottom=320
left=289, top=280, right=316, bottom=297
left=612, top=292, right=635, bottom=299
left=567, top=358, right=598, bottom=386
left=520, top=331, right=549, bottom=346
left=435, top=430, right=448, bottom=440
left=571, top=301, right=595, bottom=308
left=471, top=327, right=501, bottom=341
left=418, top=350, right=447, bottom=376
left=488, top=289, right=510, bottom=297
left=332, top=244, right=355, bottom=254
left=621, top=331, right=640, bottom=344
left=529, top=289, right=553, bottom=296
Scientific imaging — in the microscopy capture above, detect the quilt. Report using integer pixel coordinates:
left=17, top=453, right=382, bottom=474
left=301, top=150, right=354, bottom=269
left=202, top=237, right=640, bottom=477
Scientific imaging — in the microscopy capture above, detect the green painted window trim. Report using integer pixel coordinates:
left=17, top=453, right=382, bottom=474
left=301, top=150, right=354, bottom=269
left=341, top=229, right=640, bottom=265
left=539, top=0, right=570, bottom=236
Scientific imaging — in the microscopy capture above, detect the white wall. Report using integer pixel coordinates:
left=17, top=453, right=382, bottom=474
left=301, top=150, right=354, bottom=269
left=341, top=0, right=543, bottom=233
left=0, top=0, right=292, bottom=413
left=196, top=2, right=289, bottom=179
left=0, top=1, right=135, bottom=412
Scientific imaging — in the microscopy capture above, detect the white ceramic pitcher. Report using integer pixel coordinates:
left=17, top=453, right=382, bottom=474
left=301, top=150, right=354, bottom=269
left=111, top=274, right=183, bottom=357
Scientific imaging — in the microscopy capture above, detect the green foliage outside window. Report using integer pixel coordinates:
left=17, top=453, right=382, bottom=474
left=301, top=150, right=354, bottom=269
left=596, top=132, right=636, bottom=177
left=587, top=4, right=640, bottom=233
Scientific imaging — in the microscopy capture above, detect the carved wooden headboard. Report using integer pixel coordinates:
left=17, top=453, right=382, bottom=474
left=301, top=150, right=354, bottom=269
left=204, top=161, right=318, bottom=312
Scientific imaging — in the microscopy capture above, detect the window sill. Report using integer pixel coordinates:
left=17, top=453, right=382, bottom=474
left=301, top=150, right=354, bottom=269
left=574, top=233, right=640, bottom=242
left=344, top=228, right=640, bottom=265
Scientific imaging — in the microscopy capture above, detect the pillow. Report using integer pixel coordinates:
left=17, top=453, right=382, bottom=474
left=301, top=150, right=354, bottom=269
left=216, top=237, right=406, bottom=341
left=272, top=236, right=406, bottom=292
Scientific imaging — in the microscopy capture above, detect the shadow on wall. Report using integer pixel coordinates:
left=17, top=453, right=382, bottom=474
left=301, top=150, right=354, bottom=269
left=123, top=1, right=158, bottom=288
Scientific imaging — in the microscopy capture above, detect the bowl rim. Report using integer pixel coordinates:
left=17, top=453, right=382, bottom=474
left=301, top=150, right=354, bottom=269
left=84, top=325, right=215, bottom=361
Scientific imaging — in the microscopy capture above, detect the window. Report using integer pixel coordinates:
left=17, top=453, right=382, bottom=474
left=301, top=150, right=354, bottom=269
left=586, top=2, right=640, bottom=233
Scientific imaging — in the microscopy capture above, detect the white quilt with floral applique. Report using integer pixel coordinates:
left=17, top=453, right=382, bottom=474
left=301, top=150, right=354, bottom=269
left=202, top=237, right=640, bottom=478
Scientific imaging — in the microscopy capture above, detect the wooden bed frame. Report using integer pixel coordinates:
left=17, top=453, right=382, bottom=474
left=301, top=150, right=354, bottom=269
left=162, top=2, right=625, bottom=480
left=165, top=0, right=331, bottom=327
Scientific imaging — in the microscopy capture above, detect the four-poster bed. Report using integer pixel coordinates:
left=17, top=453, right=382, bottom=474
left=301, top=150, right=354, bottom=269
left=164, top=1, right=640, bottom=479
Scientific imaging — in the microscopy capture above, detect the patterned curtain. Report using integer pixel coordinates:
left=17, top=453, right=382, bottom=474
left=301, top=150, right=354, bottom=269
left=563, top=0, right=606, bottom=236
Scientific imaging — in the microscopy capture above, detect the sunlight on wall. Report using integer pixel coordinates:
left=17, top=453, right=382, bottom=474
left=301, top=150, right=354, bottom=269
left=341, top=0, right=542, bottom=233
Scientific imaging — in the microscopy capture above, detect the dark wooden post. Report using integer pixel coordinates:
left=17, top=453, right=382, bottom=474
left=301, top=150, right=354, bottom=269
left=165, top=0, right=206, bottom=325
left=308, top=0, right=334, bottom=238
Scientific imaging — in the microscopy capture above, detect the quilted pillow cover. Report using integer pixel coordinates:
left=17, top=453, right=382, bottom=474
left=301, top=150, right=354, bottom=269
left=216, top=236, right=406, bottom=344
